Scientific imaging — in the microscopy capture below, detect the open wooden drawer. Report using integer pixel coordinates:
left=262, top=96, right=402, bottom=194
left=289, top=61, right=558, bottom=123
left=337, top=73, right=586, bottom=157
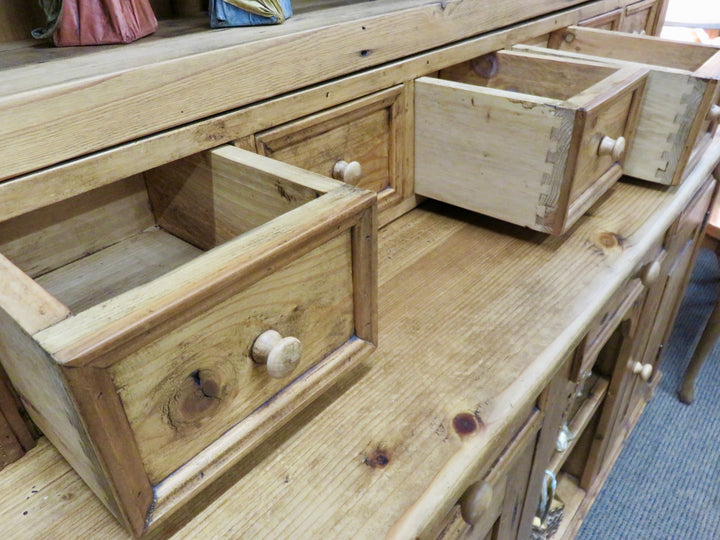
left=0, top=146, right=377, bottom=537
left=517, top=26, right=720, bottom=185
left=415, top=49, right=647, bottom=235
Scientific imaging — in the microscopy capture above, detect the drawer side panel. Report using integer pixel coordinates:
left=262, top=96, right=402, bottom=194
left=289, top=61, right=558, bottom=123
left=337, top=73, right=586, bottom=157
left=414, top=78, right=572, bottom=231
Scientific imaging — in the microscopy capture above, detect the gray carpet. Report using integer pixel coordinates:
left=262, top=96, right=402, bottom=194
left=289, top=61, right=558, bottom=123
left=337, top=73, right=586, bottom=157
left=576, top=248, right=720, bottom=539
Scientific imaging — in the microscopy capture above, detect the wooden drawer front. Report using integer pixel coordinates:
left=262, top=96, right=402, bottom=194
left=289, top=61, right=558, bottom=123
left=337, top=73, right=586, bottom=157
left=621, top=0, right=657, bottom=35
left=0, top=146, right=377, bottom=536
left=451, top=410, right=541, bottom=540
left=109, top=230, right=354, bottom=484
left=526, top=26, right=720, bottom=185
left=390, top=406, right=541, bottom=540
left=665, top=175, right=716, bottom=262
left=565, top=82, right=641, bottom=224
left=415, top=50, right=646, bottom=234
left=578, top=9, right=622, bottom=31
left=255, top=86, right=409, bottom=226
left=576, top=278, right=646, bottom=382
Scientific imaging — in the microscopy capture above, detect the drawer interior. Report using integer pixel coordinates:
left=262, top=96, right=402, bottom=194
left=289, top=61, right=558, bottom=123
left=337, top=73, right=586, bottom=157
left=0, top=146, right=327, bottom=314
left=548, top=26, right=720, bottom=72
left=437, top=50, right=616, bottom=101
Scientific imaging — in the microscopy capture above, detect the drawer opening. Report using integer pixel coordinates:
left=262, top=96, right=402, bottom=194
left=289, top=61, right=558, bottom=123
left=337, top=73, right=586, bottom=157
left=0, top=145, right=326, bottom=314
left=436, top=49, right=617, bottom=101
left=547, top=26, right=719, bottom=72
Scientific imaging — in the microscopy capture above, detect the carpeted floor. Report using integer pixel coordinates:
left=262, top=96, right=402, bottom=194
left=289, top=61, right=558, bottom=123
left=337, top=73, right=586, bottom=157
left=577, top=249, right=720, bottom=539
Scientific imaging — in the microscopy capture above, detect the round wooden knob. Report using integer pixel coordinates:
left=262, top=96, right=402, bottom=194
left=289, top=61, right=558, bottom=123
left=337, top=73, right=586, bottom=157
left=632, top=361, right=653, bottom=381
left=640, top=260, right=661, bottom=286
left=598, top=135, right=626, bottom=161
left=332, top=160, right=363, bottom=185
left=251, top=330, right=302, bottom=379
left=460, top=481, right=493, bottom=525
left=708, top=104, right=720, bottom=122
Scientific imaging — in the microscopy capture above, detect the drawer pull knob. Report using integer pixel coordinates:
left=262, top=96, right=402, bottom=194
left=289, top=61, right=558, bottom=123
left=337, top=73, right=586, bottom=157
left=597, top=135, right=626, bottom=161
left=709, top=104, right=720, bottom=122
left=333, top=160, right=363, bottom=185
left=460, top=481, right=493, bottom=525
left=251, top=330, right=302, bottom=379
left=640, top=260, right=661, bottom=286
left=632, top=361, right=653, bottom=381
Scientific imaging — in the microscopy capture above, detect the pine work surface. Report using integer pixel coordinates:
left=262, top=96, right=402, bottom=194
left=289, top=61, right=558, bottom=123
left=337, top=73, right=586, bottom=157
left=1, top=138, right=718, bottom=538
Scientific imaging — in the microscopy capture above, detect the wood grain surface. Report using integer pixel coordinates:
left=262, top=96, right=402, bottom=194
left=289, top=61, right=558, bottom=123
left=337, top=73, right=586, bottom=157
left=109, top=232, right=354, bottom=484
left=0, top=0, right=600, bottom=182
left=519, top=27, right=720, bottom=185
left=0, top=137, right=716, bottom=539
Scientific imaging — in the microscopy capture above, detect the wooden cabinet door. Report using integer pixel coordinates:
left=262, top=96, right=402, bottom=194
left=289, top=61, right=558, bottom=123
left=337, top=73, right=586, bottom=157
left=621, top=177, right=717, bottom=420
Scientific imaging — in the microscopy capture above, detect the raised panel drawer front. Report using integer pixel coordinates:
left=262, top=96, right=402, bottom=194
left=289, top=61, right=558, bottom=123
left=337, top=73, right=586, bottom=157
left=414, top=50, right=647, bottom=235
left=520, top=26, right=720, bottom=185
left=0, top=146, right=377, bottom=537
left=255, top=86, right=410, bottom=227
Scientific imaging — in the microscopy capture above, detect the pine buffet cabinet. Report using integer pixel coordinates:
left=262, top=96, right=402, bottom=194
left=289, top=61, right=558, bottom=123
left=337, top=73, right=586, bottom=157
left=0, top=0, right=719, bottom=538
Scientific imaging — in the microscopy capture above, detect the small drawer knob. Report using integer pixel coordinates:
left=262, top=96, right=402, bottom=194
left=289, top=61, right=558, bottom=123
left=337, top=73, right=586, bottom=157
left=632, top=361, right=653, bottom=381
left=640, top=260, right=661, bottom=286
left=251, top=330, right=302, bottom=379
left=598, top=135, right=626, bottom=161
left=708, top=104, right=720, bottom=123
left=332, top=160, right=363, bottom=185
left=460, top=481, right=493, bottom=525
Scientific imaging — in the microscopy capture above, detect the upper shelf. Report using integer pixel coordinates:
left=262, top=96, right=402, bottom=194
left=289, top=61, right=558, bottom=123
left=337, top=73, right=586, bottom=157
left=0, top=0, right=606, bottom=183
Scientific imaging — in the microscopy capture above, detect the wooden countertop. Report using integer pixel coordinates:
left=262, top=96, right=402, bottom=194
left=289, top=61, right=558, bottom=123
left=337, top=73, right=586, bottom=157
left=2, top=137, right=719, bottom=539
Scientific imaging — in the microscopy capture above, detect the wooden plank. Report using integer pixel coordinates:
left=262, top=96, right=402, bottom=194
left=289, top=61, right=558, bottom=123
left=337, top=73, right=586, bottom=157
left=0, top=438, right=127, bottom=538
left=438, top=52, right=616, bottom=101
left=145, top=147, right=326, bottom=250
left=388, top=410, right=542, bottom=539
left=0, top=254, right=70, bottom=334
left=579, top=8, right=623, bottom=31
left=554, top=26, right=719, bottom=71
left=0, top=0, right=598, bottom=181
left=0, top=366, right=36, bottom=451
left=36, top=228, right=203, bottom=313
left=0, top=309, right=126, bottom=529
left=517, top=358, right=573, bottom=540
left=0, top=175, right=155, bottom=279
left=62, top=367, right=153, bottom=537
left=352, top=205, right=379, bottom=345
left=0, top=408, right=24, bottom=469
left=554, top=473, right=588, bottom=540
